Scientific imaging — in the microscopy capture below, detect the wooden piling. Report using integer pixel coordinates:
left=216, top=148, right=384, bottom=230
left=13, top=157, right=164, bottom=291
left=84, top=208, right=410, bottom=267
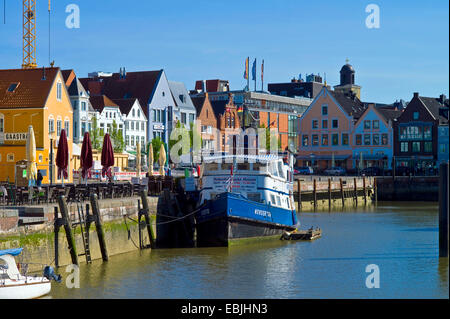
left=57, top=195, right=78, bottom=266
left=354, top=177, right=358, bottom=206
left=54, top=206, right=59, bottom=268
left=374, top=177, right=378, bottom=204
left=313, top=179, right=317, bottom=210
left=339, top=178, right=345, bottom=207
left=363, top=177, right=367, bottom=205
left=297, top=180, right=302, bottom=212
left=140, top=190, right=156, bottom=249
left=328, top=178, right=332, bottom=209
left=439, top=162, right=448, bottom=258
left=90, top=194, right=109, bottom=261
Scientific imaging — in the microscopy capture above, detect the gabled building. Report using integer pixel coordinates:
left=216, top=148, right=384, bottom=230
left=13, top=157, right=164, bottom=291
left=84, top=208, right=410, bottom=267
left=191, top=92, right=218, bottom=153
left=0, top=67, right=73, bottom=184
left=80, top=69, right=177, bottom=146
left=169, top=81, right=196, bottom=128
left=112, top=98, right=147, bottom=150
left=297, top=86, right=366, bottom=171
left=89, top=95, right=125, bottom=137
left=393, top=92, right=449, bottom=172
left=352, top=104, right=402, bottom=169
left=62, top=69, right=96, bottom=144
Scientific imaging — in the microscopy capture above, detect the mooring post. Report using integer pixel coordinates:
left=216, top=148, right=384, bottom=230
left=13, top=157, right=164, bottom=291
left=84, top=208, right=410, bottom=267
left=363, top=176, right=367, bottom=205
left=57, top=195, right=78, bottom=266
left=374, top=177, right=378, bottom=204
left=313, top=179, right=317, bottom=210
left=54, top=206, right=59, bottom=268
left=140, top=190, right=156, bottom=249
left=328, top=178, right=332, bottom=209
left=89, top=194, right=109, bottom=261
left=439, top=162, right=448, bottom=258
left=353, top=177, right=358, bottom=206
left=297, top=180, right=302, bottom=212
left=339, top=178, right=345, bottom=207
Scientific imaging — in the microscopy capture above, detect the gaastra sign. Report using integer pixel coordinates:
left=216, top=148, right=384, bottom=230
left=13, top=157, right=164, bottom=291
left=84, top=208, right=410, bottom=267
left=4, top=132, right=28, bottom=141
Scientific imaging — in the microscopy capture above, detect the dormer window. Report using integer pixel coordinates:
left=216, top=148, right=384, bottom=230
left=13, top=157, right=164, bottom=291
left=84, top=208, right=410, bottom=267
left=179, top=94, right=185, bottom=103
left=7, top=83, right=19, bottom=92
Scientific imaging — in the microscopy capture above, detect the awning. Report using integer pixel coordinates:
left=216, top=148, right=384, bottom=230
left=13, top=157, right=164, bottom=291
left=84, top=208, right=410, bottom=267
left=0, top=248, right=23, bottom=257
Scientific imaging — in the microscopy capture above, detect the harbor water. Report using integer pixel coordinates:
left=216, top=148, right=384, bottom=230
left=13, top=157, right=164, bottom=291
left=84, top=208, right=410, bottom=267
left=49, top=202, right=448, bottom=299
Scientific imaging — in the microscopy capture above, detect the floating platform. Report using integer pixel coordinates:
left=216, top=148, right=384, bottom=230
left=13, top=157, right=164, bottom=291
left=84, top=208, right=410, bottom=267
left=280, top=228, right=322, bottom=241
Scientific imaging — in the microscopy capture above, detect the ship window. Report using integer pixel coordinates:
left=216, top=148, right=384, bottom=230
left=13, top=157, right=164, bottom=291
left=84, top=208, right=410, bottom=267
left=271, top=162, right=279, bottom=177
left=247, top=193, right=261, bottom=202
left=276, top=196, right=281, bottom=206
left=286, top=198, right=290, bottom=209
left=277, top=162, right=285, bottom=179
left=237, top=163, right=250, bottom=171
left=270, top=194, right=276, bottom=205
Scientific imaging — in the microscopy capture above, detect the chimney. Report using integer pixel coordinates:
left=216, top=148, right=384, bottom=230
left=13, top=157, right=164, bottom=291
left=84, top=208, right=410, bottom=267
left=413, top=92, right=419, bottom=98
left=41, top=66, right=46, bottom=80
left=439, top=94, right=446, bottom=104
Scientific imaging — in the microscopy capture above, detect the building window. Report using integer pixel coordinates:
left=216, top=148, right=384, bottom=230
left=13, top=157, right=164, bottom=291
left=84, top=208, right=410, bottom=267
left=413, top=112, right=419, bottom=120
left=125, top=122, right=129, bottom=130
left=332, top=134, right=339, bottom=146
left=372, top=134, right=379, bottom=145
left=141, top=136, right=145, bottom=147
left=157, top=110, right=161, bottom=122
left=131, top=136, right=135, bottom=146
left=322, top=119, right=328, bottom=129
left=364, top=134, right=371, bottom=145
left=312, top=134, right=319, bottom=146
left=356, top=134, right=362, bottom=145
left=424, top=142, right=432, bottom=153
left=73, top=101, right=78, bottom=110
left=138, top=109, right=140, bottom=117
left=153, top=110, right=156, bottom=121
left=7, top=153, right=14, bottom=162
left=57, top=120, right=62, bottom=136
left=401, top=142, right=408, bottom=152
left=65, top=120, right=70, bottom=138
left=342, top=133, right=349, bottom=146
left=312, top=120, right=318, bottom=129
left=423, top=126, right=432, bottom=140
left=302, top=135, right=308, bottom=147
left=57, top=82, right=62, bottom=101
left=49, top=118, right=55, bottom=133
left=126, top=135, right=129, bottom=146
left=364, top=120, right=371, bottom=130
left=381, top=133, right=388, bottom=145
left=0, top=117, right=4, bottom=133
left=322, top=105, right=328, bottom=115
left=132, top=109, right=135, bottom=117
left=412, top=141, right=420, bottom=152
left=321, top=134, right=328, bottom=146
left=131, top=122, right=134, bottom=130
left=74, top=122, right=78, bottom=138
left=440, top=143, right=448, bottom=154
left=189, top=114, right=195, bottom=123
left=181, top=113, right=187, bottom=125
left=332, top=119, right=339, bottom=129
left=141, top=122, right=145, bottom=131
left=373, top=120, right=379, bottom=129
left=81, top=102, right=86, bottom=111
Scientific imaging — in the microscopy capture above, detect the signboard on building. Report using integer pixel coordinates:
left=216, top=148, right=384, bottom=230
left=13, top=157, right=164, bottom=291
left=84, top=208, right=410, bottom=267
left=153, top=124, right=165, bottom=130
left=4, top=132, right=28, bottom=142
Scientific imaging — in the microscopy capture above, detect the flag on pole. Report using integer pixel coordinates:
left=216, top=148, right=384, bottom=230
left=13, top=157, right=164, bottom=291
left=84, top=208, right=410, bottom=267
left=252, top=58, right=257, bottom=81
left=261, top=59, right=264, bottom=82
left=243, top=57, right=249, bottom=80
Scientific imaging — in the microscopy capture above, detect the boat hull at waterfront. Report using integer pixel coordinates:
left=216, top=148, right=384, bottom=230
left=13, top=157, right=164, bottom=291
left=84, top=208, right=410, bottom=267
left=196, top=192, right=298, bottom=247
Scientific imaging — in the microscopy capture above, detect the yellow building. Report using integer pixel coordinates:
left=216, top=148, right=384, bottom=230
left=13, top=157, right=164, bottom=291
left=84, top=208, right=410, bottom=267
left=0, top=67, right=74, bottom=184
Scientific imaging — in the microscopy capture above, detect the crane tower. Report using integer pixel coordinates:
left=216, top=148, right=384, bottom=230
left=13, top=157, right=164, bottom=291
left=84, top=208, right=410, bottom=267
left=22, top=0, right=37, bottom=69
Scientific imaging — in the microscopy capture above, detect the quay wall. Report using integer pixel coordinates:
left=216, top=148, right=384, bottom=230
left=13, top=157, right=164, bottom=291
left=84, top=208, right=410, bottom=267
left=0, top=196, right=158, bottom=271
left=376, top=176, right=439, bottom=201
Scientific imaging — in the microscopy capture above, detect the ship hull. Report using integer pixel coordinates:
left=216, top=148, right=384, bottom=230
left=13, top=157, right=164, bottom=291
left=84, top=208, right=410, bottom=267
left=196, top=192, right=298, bottom=247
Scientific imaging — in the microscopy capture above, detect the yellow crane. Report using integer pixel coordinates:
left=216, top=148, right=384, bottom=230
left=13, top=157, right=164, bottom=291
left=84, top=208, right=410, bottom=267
left=21, top=0, right=51, bottom=69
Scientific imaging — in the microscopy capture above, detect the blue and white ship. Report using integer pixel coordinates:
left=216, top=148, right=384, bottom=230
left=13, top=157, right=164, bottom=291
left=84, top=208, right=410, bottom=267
left=195, top=154, right=299, bottom=247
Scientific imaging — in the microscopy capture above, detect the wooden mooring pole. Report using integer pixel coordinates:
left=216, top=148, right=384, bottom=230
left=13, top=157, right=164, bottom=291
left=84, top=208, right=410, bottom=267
left=140, top=190, right=156, bottom=249
left=53, top=206, right=59, bottom=268
left=90, top=194, right=109, bottom=261
left=313, top=179, right=317, bottom=210
left=297, top=180, right=302, bottom=212
left=439, top=162, right=448, bottom=258
left=363, top=177, right=367, bottom=205
left=328, top=178, right=332, bottom=210
left=353, top=177, right=358, bottom=207
left=57, top=195, right=78, bottom=266
left=339, top=178, right=345, bottom=207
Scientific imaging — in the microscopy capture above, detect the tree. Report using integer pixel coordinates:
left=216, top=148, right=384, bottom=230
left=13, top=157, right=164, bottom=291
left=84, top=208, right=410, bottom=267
left=151, top=136, right=165, bottom=164
left=110, top=120, right=125, bottom=153
left=89, top=115, right=103, bottom=150
left=169, top=121, right=202, bottom=157
left=258, top=123, right=281, bottom=152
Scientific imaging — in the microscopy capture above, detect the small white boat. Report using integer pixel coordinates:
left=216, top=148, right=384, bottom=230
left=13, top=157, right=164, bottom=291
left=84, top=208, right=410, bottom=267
left=0, top=248, right=59, bottom=299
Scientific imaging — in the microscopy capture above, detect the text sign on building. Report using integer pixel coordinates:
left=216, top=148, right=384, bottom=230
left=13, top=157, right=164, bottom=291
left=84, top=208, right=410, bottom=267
left=4, top=132, right=28, bottom=141
left=153, top=124, right=164, bottom=130
left=212, top=176, right=257, bottom=193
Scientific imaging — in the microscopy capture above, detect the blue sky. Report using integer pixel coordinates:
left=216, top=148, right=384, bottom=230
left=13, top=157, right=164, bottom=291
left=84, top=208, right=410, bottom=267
left=0, top=0, right=448, bottom=104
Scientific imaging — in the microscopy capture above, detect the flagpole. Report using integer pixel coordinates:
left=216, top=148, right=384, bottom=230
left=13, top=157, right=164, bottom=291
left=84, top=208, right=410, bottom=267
left=261, top=59, right=264, bottom=92
left=254, top=58, right=257, bottom=92
left=247, top=57, right=250, bottom=91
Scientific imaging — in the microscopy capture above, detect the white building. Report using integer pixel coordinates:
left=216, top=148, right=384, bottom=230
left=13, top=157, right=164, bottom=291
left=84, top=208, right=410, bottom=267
left=112, top=98, right=147, bottom=150
left=89, top=95, right=126, bottom=136
left=169, top=81, right=197, bottom=128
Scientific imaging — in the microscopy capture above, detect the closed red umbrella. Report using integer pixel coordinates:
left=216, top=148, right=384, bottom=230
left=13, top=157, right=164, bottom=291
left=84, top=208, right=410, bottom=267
left=80, top=132, right=93, bottom=181
left=101, top=133, right=114, bottom=181
left=55, top=129, right=69, bottom=183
